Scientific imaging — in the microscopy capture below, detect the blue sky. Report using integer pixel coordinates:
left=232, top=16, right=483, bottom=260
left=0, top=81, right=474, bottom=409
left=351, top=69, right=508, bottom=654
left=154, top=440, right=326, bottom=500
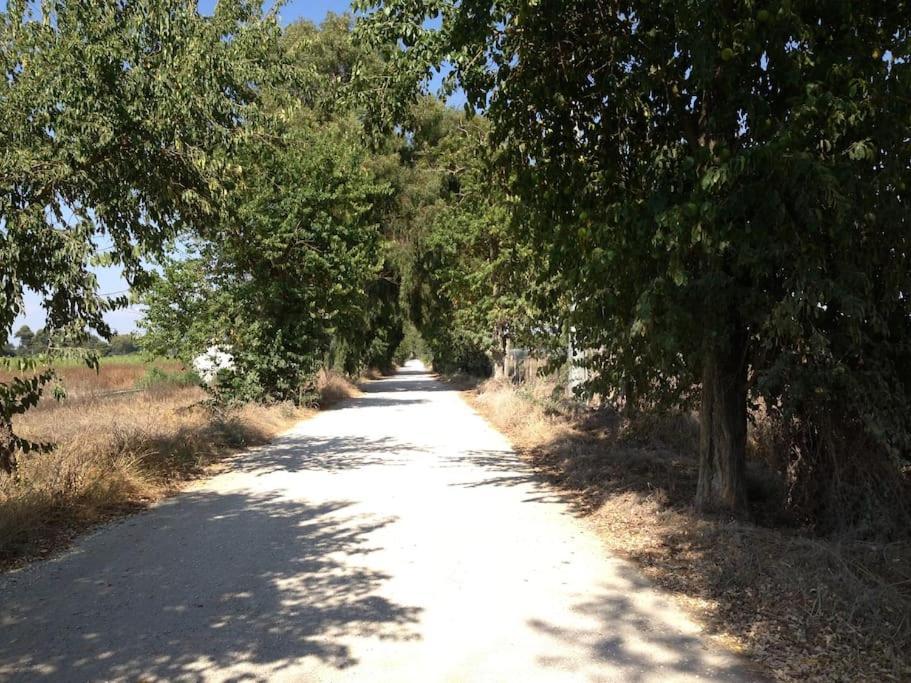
left=200, top=0, right=353, bottom=24
left=12, top=0, right=448, bottom=341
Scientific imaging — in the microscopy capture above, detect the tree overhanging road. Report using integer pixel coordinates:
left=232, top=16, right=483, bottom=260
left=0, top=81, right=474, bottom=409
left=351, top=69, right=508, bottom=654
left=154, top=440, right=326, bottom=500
left=0, top=362, right=756, bottom=682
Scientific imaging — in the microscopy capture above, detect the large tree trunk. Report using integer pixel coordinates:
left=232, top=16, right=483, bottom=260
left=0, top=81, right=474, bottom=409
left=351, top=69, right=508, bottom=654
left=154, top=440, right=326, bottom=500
left=492, top=345, right=506, bottom=379
left=503, top=336, right=513, bottom=381
left=622, top=376, right=636, bottom=417
left=696, top=331, right=749, bottom=515
left=492, top=323, right=508, bottom=379
left=0, top=415, right=16, bottom=475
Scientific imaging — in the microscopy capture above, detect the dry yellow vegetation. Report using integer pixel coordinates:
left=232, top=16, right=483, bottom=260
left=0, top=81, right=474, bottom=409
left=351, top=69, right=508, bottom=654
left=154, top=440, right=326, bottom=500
left=0, top=356, right=183, bottom=399
left=315, top=367, right=364, bottom=404
left=0, top=366, right=360, bottom=570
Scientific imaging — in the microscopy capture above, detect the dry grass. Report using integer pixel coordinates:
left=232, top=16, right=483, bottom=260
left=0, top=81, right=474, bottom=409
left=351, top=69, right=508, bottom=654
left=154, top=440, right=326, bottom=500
left=0, top=365, right=359, bottom=571
left=361, top=367, right=388, bottom=381
left=0, top=385, right=308, bottom=570
left=315, top=369, right=363, bottom=405
left=0, top=357, right=184, bottom=402
left=468, top=376, right=911, bottom=682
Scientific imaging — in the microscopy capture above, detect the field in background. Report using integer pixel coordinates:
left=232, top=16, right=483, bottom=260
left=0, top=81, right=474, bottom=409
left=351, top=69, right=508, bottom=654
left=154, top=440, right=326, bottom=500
left=0, top=363, right=361, bottom=570
left=467, top=376, right=911, bottom=682
left=0, top=355, right=189, bottom=403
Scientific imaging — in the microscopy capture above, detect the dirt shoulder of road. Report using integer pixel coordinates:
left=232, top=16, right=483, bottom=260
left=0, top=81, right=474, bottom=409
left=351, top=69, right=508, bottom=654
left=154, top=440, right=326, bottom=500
left=0, top=371, right=361, bottom=573
left=462, top=376, right=911, bottom=683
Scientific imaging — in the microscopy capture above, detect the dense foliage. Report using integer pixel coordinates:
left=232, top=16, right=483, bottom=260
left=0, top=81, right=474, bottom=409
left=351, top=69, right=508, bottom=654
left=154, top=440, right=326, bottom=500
left=393, top=100, right=548, bottom=376
left=142, top=114, right=389, bottom=402
left=140, top=15, right=403, bottom=403
left=357, top=0, right=911, bottom=527
left=0, top=0, right=281, bottom=472
left=141, top=16, right=538, bottom=400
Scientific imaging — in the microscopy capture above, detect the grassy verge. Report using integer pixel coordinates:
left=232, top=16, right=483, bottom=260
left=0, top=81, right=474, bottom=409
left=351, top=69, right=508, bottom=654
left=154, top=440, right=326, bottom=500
left=466, top=376, right=911, bottom=682
left=0, top=369, right=360, bottom=571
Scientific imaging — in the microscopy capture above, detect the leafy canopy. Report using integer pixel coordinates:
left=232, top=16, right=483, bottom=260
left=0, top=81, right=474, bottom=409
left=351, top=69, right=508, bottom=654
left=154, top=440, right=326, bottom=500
left=357, top=0, right=911, bottom=518
left=0, top=0, right=281, bottom=470
left=141, top=15, right=398, bottom=402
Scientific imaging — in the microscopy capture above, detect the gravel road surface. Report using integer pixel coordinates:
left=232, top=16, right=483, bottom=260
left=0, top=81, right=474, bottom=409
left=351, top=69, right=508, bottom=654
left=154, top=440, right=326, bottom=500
left=0, top=361, right=756, bottom=682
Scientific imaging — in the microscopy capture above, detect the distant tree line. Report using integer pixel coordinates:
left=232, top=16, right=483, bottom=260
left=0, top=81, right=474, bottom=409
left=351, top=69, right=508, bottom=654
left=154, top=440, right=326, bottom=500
left=5, top=326, right=140, bottom=357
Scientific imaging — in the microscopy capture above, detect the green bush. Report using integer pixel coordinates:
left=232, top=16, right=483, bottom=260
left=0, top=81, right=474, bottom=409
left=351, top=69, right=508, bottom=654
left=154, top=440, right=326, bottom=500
left=135, top=367, right=200, bottom=391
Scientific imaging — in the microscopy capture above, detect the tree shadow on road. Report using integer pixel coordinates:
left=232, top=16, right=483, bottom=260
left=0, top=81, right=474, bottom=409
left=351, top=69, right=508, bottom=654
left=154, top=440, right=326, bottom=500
left=338, top=396, right=431, bottom=409
left=0, top=491, right=422, bottom=682
left=361, top=373, right=456, bottom=394
left=444, top=447, right=580, bottom=508
left=529, top=562, right=762, bottom=682
left=231, top=434, right=429, bottom=475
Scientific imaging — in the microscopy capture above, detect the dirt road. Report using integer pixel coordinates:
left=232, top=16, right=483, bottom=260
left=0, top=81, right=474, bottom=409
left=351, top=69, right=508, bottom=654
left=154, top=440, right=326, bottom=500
left=0, top=362, right=754, bottom=681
